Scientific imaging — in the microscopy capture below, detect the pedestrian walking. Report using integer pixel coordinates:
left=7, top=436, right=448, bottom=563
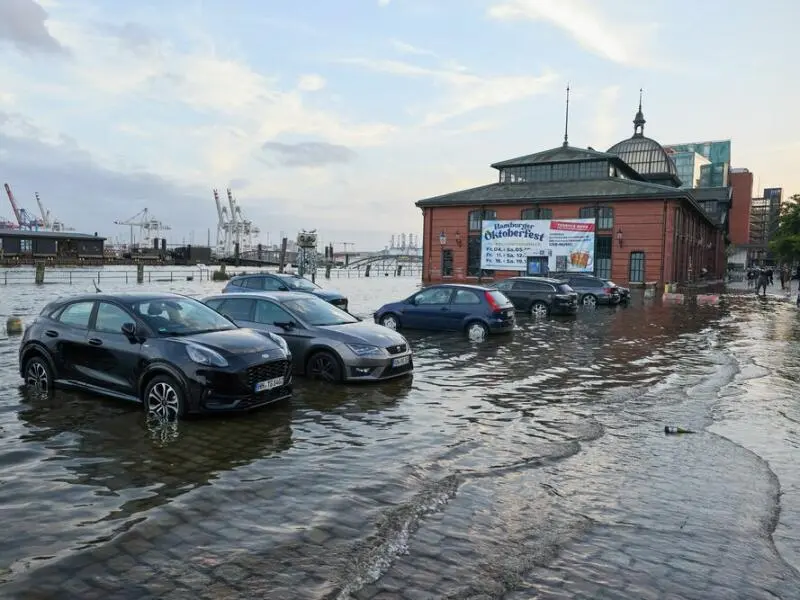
left=756, top=268, right=770, bottom=296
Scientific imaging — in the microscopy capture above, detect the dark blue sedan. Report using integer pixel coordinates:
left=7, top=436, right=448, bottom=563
left=222, top=273, right=349, bottom=311
left=373, top=284, right=515, bottom=341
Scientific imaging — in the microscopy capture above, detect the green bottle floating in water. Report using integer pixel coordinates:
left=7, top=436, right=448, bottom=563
left=664, top=426, right=695, bottom=434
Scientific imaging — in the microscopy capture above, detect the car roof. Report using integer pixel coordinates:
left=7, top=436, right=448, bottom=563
left=429, top=283, right=493, bottom=291
left=506, top=276, right=564, bottom=284
left=232, top=272, right=298, bottom=279
left=204, top=291, right=311, bottom=302
left=53, top=291, right=189, bottom=304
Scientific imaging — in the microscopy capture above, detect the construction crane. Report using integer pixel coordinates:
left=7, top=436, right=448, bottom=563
left=4, top=183, right=44, bottom=230
left=35, top=192, right=74, bottom=232
left=114, top=208, right=171, bottom=248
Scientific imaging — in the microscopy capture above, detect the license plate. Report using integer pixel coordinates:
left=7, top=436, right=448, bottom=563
left=392, top=356, right=410, bottom=367
left=255, top=376, right=284, bottom=393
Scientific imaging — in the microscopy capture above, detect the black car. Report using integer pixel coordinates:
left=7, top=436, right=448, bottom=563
left=491, top=277, right=578, bottom=317
left=548, top=272, right=621, bottom=307
left=223, top=273, right=349, bottom=311
left=18, top=292, right=293, bottom=420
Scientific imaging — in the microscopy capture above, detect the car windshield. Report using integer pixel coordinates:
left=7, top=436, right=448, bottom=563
left=282, top=276, right=319, bottom=291
left=128, top=297, right=237, bottom=335
left=557, top=283, right=575, bottom=293
left=605, top=280, right=617, bottom=286
left=284, top=296, right=357, bottom=326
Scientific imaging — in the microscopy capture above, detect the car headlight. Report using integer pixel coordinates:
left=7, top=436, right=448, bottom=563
left=185, top=343, right=228, bottom=367
left=266, top=331, right=289, bottom=354
left=346, top=343, right=384, bottom=357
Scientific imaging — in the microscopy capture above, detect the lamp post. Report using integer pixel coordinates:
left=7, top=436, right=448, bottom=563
left=439, top=231, right=447, bottom=246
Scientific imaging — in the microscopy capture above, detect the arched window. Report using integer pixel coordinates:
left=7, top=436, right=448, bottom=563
left=520, top=207, right=553, bottom=220
left=629, top=251, right=645, bottom=283
left=467, top=209, right=496, bottom=276
left=578, top=206, right=614, bottom=230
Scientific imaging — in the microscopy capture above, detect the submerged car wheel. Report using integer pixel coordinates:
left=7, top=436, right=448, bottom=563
left=530, top=301, right=549, bottom=318
left=307, top=351, right=343, bottom=383
left=380, top=314, right=399, bottom=330
left=144, top=375, right=185, bottom=421
left=24, top=355, right=52, bottom=392
left=466, top=321, right=489, bottom=342
left=582, top=294, right=597, bottom=307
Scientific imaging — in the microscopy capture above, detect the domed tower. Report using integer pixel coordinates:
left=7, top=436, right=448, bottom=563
left=607, top=91, right=683, bottom=188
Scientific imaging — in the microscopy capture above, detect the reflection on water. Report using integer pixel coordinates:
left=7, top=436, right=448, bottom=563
left=0, top=273, right=799, bottom=598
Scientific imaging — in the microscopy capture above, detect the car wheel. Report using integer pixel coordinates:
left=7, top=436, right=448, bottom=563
left=307, top=351, right=343, bottom=383
left=581, top=294, right=597, bottom=307
left=380, top=314, right=400, bottom=330
left=144, top=375, right=185, bottom=421
left=24, top=355, right=53, bottom=393
left=530, top=301, right=549, bottom=318
left=466, top=321, right=489, bottom=342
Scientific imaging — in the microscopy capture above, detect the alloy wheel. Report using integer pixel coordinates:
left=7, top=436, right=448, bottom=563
left=531, top=303, right=548, bottom=318
left=309, top=353, right=340, bottom=382
left=381, top=315, right=398, bottom=330
left=582, top=295, right=597, bottom=307
left=147, top=382, right=180, bottom=421
left=467, top=323, right=487, bottom=342
left=25, top=360, right=49, bottom=392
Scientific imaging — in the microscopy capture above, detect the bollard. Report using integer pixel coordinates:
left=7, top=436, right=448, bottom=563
left=365, top=265, right=371, bottom=278
left=34, top=262, right=45, bottom=284
left=6, top=316, right=23, bottom=335
left=137, top=263, right=144, bottom=284
left=325, top=265, right=331, bottom=279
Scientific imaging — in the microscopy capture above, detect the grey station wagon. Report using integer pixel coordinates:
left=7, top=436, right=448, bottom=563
left=202, top=292, right=413, bottom=383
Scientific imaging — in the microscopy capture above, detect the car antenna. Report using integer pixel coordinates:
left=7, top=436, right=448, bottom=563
left=93, top=280, right=102, bottom=293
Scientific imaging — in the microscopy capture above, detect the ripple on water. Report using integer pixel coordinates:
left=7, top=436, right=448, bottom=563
left=1, top=277, right=798, bottom=598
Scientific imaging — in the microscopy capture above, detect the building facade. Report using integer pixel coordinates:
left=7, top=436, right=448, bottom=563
left=417, top=107, right=724, bottom=287
left=664, top=140, right=731, bottom=188
left=0, top=230, right=105, bottom=259
left=668, top=151, right=710, bottom=189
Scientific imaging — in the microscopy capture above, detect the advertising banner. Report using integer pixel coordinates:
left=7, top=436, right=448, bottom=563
left=480, top=219, right=595, bottom=272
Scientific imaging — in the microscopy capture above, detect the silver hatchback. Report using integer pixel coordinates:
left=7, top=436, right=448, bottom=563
left=201, top=292, right=413, bottom=383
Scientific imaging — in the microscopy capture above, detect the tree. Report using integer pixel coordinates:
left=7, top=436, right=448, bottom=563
left=769, top=194, right=800, bottom=261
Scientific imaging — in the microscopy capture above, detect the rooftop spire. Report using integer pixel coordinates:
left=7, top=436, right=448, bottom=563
left=633, top=88, right=646, bottom=137
left=562, top=84, right=570, bottom=147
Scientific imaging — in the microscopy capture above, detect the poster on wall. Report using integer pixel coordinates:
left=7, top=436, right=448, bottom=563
left=480, top=219, right=596, bottom=272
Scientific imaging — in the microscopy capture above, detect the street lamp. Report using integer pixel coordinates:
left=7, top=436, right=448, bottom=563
left=439, top=231, right=447, bottom=246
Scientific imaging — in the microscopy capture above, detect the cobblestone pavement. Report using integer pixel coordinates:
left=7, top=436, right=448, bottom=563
left=2, top=289, right=800, bottom=599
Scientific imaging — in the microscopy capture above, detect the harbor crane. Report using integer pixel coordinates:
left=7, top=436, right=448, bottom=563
left=213, top=188, right=260, bottom=257
left=4, top=183, right=44, bottom=230
left=114, top=208, right=171, bottom=247
left=35, top=192, right=74, bottom=232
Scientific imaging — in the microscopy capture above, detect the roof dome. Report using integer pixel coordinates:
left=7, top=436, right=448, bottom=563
left=607, top=135, right=679, bottom=178
left=606, top=93, right=681, bottom=186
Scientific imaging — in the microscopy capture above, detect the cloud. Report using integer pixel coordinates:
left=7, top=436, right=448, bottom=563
left=297, top=73, right=326, bottom=92
left=261, top=141, right=357, bottom=168
left=591, top=85, right=621, bottom=149
left=487, top=0, right=655, bottom=67
left=336, top=57, right=557, bottom=125
left=390, top=39, right=437, bottom=57
left=100, top=21, right=160, bottom=54
left=378, top=0, right=391, bottom=6
left=0, top=0, right=66, bottom=54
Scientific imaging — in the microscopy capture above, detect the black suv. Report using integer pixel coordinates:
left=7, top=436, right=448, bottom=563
left=19, top=292, right=293, bottom=420
left=492, top=277, right=578, bottom=317
left=549, top=272, right=621, bottom=307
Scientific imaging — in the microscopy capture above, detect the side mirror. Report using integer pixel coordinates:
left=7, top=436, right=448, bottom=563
left=406, top=297, right=416, bottom=305
left=121, top=322, right=136, bottom=337
left=275, top=321, right=296, bottom=330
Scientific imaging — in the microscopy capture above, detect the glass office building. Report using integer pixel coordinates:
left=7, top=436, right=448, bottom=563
left=667, top=151, right=710, bottom=189
left=664, top=140, right=731, bottom=188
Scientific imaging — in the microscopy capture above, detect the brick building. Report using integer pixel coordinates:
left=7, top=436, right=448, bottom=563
left=416, top=105, right=725, bottom=286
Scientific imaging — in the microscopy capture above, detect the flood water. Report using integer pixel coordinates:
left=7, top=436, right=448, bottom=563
left=1, top=268, right=799, bottom=599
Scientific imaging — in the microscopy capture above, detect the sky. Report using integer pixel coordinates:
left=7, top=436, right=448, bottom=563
left=0, top=0, right=797, bottom=251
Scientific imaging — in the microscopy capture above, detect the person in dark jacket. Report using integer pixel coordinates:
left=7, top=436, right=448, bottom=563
left=756, top=269, right=770, bottom=296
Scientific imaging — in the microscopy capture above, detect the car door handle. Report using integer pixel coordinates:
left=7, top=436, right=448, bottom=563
left=45, top=330, right=58, bottom=338
left=88, top=338, right=103, bottom=346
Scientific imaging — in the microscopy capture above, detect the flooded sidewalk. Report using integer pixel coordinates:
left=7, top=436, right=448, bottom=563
left=0, top=277, right=799, bottom=599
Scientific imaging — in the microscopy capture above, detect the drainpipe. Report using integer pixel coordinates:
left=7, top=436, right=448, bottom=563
left=426, top=208, right=433, bottom=283
left=660, top=199, right=668, bottom=286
